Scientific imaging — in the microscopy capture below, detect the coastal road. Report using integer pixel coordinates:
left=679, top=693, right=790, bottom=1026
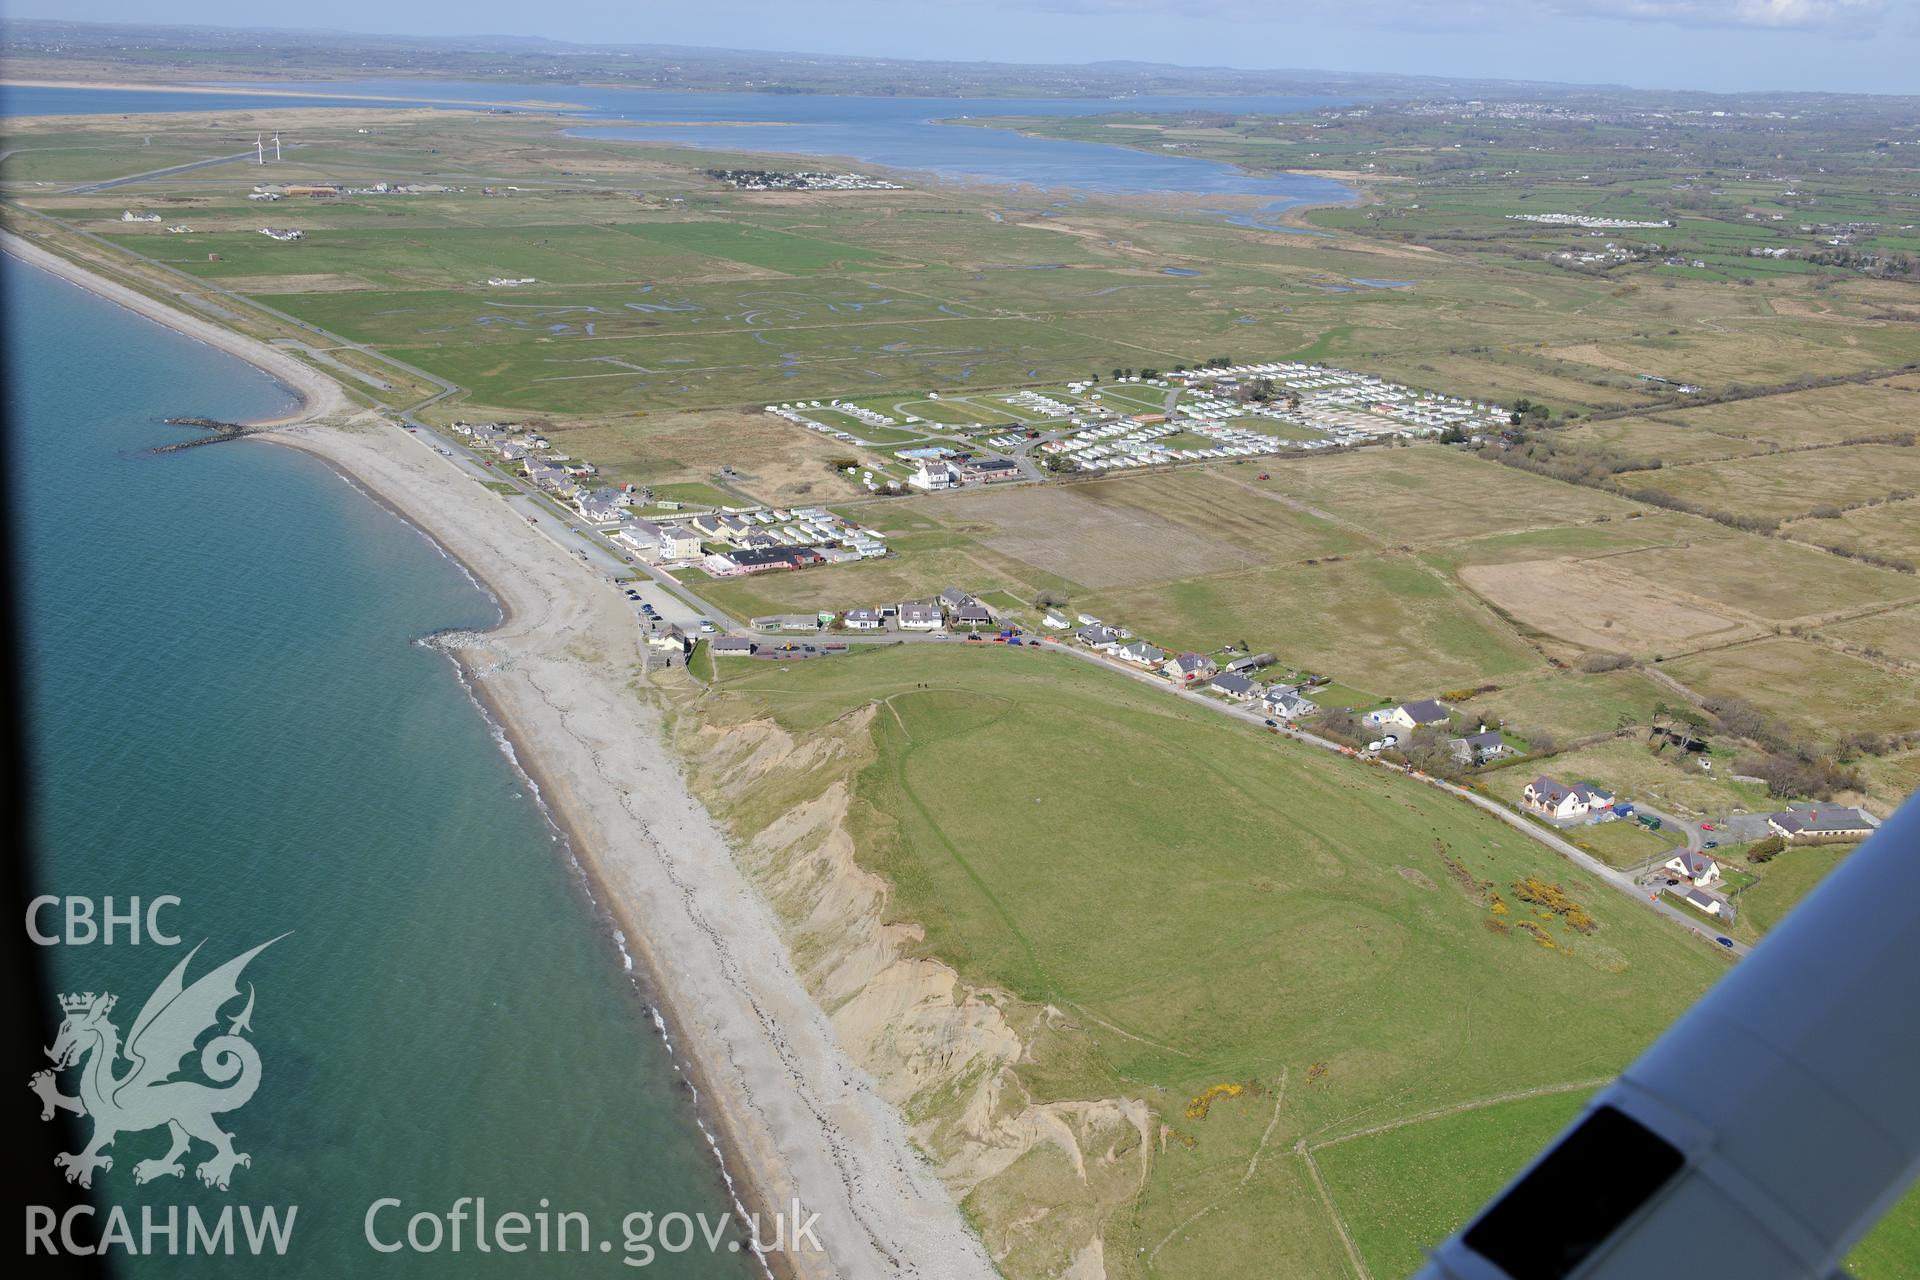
left=62, top=146, right=290, bottom=195
left=374, top=416, right=1747, bottom=962
left=1023, top=637, right=1751, bottom=959
left=379, top=390, right=1750, bottom=963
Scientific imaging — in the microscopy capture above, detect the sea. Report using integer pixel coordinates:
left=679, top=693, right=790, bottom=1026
left=3, top=77, right=1350, bottom=1274
left=5, top=258, right=755, bottom=1276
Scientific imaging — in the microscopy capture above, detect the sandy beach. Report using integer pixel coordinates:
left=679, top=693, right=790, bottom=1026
left=5, top=232, right=995, bottom=1280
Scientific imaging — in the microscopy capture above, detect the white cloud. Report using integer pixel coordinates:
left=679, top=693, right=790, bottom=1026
left=1546, top=0, right=1886, bottom=28
left=1007, top=0, right=1892, bottom=26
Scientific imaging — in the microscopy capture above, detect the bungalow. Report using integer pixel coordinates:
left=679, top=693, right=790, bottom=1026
left=955, top=603, right=994, bottom=630
left=1521, top=776, right=1614, bottom=821
left=1208, top=672, right=1260, bottom=702
left=844, top=608, right=886, bottom=631
left=1076, top=625, right=1123, bottom=649
left=1042, top=612, right=1070, bottom=630
left=1369, top=699, right=1451, bottom=732
left=1114, top=641, right=1166, bottom=667
left=898, top=602, right=944, bottom=631
left=1664, top=848, right=1722, bottom=889
left=1265, top=689, right=1317, bottom=720
left=1675, top=886, right=1726, bottom=918
left=964, top=458, right=1022, bottom=483
left=702, top=546, right=801, bottom=577
left=1449, top=729, right=1510, bottom=765
left=710, top=637, right=756, bottom=656
left=1767, top=806, right=1875, bottom=842
left=1162, top=652, right=1218, bottom=682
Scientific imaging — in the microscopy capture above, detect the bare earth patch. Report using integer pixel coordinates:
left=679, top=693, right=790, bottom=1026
left=1539, top=342, right=1661, bottom=377
left=943, top=483, right=1259, bottom=589
left=216, top=272, right=378, bottom=293
left=1459, top=557, right=1761, bottom=656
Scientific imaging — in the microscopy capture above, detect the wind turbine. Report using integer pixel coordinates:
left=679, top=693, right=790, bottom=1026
left=272, top=131, right=281, bottom=162
left=255, top=133, right=264, bottom=165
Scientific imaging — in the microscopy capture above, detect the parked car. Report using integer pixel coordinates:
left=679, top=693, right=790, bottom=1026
left=1701, top=823, right=1715, bottom=831
left=1715, top=937, right=1734, bottom=949
left=1704, top=840, right=1719, bottom=849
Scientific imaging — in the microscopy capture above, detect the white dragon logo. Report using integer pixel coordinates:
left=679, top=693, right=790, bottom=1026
left=29, top=936, right=284, bottom=1191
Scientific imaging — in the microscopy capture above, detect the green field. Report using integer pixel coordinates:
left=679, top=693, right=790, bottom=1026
left=1315, top=1087, right=1594, bottom=1278
left=688, top=643, right=1729, bottom=1278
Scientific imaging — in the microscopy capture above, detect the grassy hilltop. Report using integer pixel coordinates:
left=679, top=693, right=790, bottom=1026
left=680, top=643, right=1915, bottom=1277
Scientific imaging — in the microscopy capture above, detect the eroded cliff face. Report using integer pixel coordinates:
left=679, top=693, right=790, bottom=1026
left=673, top=700, right=1151, bottom=1278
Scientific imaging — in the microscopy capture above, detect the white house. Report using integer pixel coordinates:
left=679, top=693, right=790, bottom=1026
left=614, top=518, right=666, bottom=560
left=1664, top=849, right=1722, bottom=889
left=1264, top=688, right=1317, bottom=720
left=1114, top=641, right=1166, bottom=667
left=1042, top=612, right=1070, bottom=630
left=657, top=524, right=704, bottom=561
left=844, top=608, right=886, bottom=631
left=1521, top=775, right=1615, bottom=822
left=898, top=602, right=944, bottom=631
left=908, top=460, right=960, bottom=491
left=1367, top=699, right=1451, bottom=733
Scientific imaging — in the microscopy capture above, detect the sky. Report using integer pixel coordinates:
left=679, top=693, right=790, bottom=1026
left=13, top=0, right=1920, bottom=94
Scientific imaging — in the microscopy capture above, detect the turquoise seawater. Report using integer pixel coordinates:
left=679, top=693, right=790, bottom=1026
left=7, top=256, right=755, bottom=1277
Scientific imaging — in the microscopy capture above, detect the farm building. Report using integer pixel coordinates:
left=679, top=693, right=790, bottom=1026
left=1767, top=806, right=1875, bottom=841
